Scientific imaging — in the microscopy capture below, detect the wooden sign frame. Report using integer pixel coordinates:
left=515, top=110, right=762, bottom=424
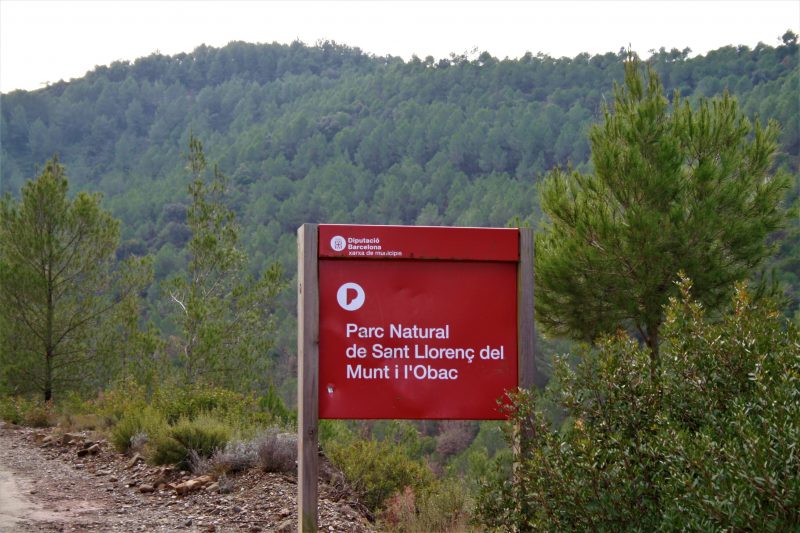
left=297, top=223, right=534, bottom=531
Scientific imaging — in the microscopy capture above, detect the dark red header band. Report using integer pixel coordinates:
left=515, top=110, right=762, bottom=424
left=318, top=224, right=519, bottom=261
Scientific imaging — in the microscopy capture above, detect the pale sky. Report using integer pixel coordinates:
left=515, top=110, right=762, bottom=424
left=1, top=0, right=798, bottom=93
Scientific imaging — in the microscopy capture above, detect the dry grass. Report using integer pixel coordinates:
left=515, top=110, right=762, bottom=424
left=58, top=413, right=107, bottom=432
left=256, top=428, right=296, bottom=473
left=208, top=440, right=258, bottom=474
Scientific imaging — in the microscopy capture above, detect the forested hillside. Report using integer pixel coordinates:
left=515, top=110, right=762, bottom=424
left=2, top=34, right=799, bottom=531
left=2, top=36, right=798, bottom=382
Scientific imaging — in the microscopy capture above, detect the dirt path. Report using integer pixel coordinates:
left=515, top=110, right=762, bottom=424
left=0, top=422, right=175, bottom=532
left=0, top=422, right=373, bottom=532
left=0, top=461, right=39, bottom=531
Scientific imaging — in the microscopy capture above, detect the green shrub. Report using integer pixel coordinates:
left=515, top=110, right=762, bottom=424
left=257, top=385, right=292, bottom=425
left=445, top=421, right=508, bottom=486
left=58, top=412, right=107, bottom=432
left=0, top=397, right=56, bottom=427
left=0, top=396, right=23, bottom=424
left=476, top=280, right=800, bottom=531
left=54, top=391, right=101, bottom=430
left=149, top=415, right=232, bottom=468
left=0, top=397, right=57, bottom=427
left=153, top=384, right=251, bottom=424
left=657, top=281, right=800, bottom=531
left=56, top=390, right=95, bottom=416
left=23, top=402, right=55, bottom=427
left=93, top=377, right=149, bottom=423
left=110, top=405, right=165, bottom=453
left=319, top=419, right=355, bottom=446
left=87, top=380, right=293, bottom=465
left=149, top=431, right=187, bottom=467
left=327, top=438, right=434, bottom=513
left=151, top=383, right=281, bottom=437
left=370, top=420, right=436, bottom=461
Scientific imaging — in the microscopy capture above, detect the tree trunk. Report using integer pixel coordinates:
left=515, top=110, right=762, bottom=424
left=44, top=348, right=53, bottom=403
left=45, top=269, right=54, bottom=403
left=646, top=322, right=660, bottom=388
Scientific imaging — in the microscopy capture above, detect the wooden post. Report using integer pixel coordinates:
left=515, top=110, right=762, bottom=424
left=515, top=227, right=536, bottom=520
left=517, top=227, right=536, bottom=391
left=297, top=224, right=319, bottom=532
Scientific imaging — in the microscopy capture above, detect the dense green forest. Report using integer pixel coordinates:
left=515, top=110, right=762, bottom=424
left=1, top=35, right=798, bottom=531
left=2, top=37, right=797, bottom=386
left=2, top=35, right=799, bottom=402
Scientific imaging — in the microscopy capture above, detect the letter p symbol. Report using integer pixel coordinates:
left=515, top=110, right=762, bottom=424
left=337, top=282, right=365, bottom=311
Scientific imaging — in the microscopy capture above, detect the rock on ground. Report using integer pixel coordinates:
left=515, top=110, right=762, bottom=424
left=0, top=422, right=374, bottom=532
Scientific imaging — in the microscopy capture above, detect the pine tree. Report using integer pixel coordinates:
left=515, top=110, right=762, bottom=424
left=0, top=157, right=151, bottom=401
left=166, top=136, right=285, bottom=389
left=534, top=59, right=790, bottom=376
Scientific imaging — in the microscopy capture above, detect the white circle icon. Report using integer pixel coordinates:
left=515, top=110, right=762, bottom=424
left=330, top=235, right=347, bottom=252
left=337, top=282, right=365, bottom=311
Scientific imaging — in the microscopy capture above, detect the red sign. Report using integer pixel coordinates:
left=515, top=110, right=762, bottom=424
left=319, top=224, right=519, bottom=261
left=317, top=225, right=519, bottom=419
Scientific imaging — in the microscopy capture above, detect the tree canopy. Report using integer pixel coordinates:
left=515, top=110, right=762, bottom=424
left=0, top=37, right=797, bottom=530
left=0, top=37, right=797, bottom=396
left=0, top=157, right=150, bottom=401
left=534, top=59, right=790, bottom=368
left=478, top=279, right=800, bottom=530
left=165, top=136, right=285, bottom=389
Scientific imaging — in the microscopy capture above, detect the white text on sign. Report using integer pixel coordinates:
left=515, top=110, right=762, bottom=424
left=342, top=323, right=504, bottom=382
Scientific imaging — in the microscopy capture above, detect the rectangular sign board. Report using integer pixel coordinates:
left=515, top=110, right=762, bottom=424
left=297, top=223, right=534, bottom=531
left=318, top=224, right=521, bottom=420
